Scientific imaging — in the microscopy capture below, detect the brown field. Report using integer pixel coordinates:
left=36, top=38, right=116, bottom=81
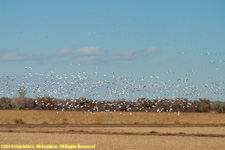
left=0, top=110, right=225, bottom=150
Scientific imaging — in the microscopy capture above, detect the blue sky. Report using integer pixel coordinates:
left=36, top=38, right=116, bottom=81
left=0, top=0, right=225, bottom=100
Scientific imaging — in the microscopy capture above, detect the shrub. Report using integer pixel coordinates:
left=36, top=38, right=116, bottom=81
left=0, top=97, right=12, bottom=109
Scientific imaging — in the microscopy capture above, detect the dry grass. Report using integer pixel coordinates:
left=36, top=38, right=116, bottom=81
left=0, top=110, right=225, bottom=125
left=1, top=132, right=225, bottom=150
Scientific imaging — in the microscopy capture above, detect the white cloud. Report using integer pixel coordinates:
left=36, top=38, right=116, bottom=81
left=77, top=56, right=98, bottom=64
left=0, top=48, right=42, bottom=62
left=77, top=47, right=106, bottom=56
left=57, top=48, right=74, bottom=56
left=0, top=53, right=25, bottom=61
left=142, top=47, right=159, bottom=55
left=112, top=47, right=159, bottom=61
left=112, top=50, right=135, bottom=60
left=46, top=46, right=106, bottom=58
left=0, top=48, right=20, bottom=55
left=0, top=46, right=159, bottom=64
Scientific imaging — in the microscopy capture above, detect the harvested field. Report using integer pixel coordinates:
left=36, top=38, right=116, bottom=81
left=0, top=110, right=225, bottom=150
left=1, top=110, right=225, bottom=124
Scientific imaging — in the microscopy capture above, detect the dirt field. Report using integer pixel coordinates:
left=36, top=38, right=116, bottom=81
left=0, top=110, right=225, bottom=150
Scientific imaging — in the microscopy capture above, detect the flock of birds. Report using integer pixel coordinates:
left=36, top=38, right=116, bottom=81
left=0, top=52, right=225, bottom=107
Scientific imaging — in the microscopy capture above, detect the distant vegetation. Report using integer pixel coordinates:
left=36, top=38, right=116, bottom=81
left=0, top=97, right=225, bottom=113
left=17, top=86, right=27, bottom=98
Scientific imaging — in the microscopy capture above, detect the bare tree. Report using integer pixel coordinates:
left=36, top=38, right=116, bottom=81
left=17, top=86, right=26, bottom=98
